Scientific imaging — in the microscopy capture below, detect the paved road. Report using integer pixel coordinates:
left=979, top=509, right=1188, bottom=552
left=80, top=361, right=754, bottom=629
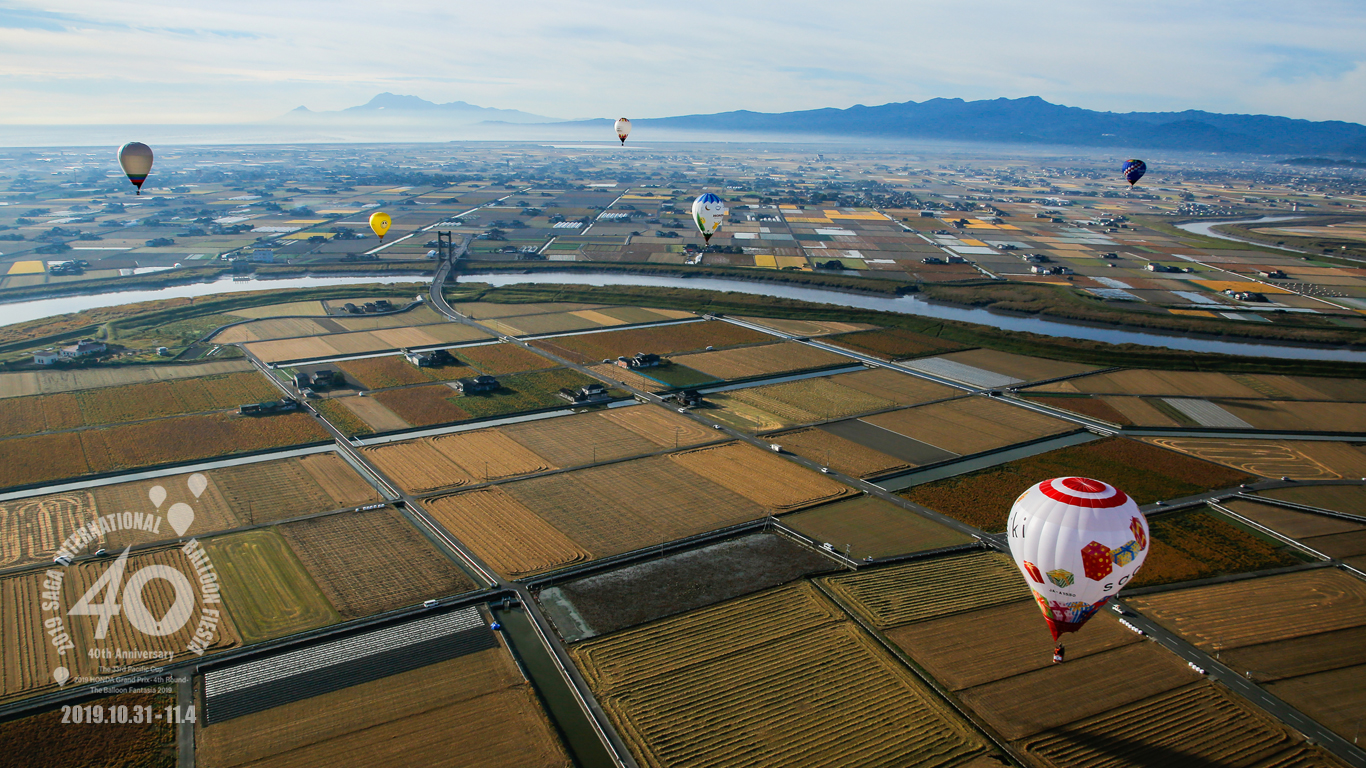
left=177, top=671, right=195, bottom=768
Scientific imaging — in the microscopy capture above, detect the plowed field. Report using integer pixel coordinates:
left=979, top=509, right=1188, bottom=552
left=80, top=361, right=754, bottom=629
left=672, top=342, right=850, bottom=380
left=599, top=405, right=716, bottom=449
left=767, top=427, right=908, bottom=478
left=1259, top=485, right=1366, bottom=514
left=1033, top=369, right=1366, bottom=402
left=833, top=368, right=958, bottom=405
left=361, top=430, right=551, bottom=493
left=588, top=363, right=668, bottom=393
left=1141, top=438, right=1366, bottom=480
left=423, top=489, right=590, bottom=578
left=502, top=414, right=659, bottom=468
left=570, top=583, right=992, bottom=768
left=371, top=385, right=470, bottom=427
left=279, top=508, right=475, bottom=619
left=203, top=529, right=338, bottom=644
left=196, top=645, right=570, bottom=768
left=668, top=442, right=856, bottom=511
left=863, top=397, right=1073, bottom=457
left=0, top=691, right=174, bottom=768
left=823, top=551, right=1029, bottom=629
left=529, top=321, right=767, bottom=364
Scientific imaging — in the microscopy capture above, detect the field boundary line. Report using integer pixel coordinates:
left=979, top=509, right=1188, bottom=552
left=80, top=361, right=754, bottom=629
left=766, top=517, right=862, bottom=569
left=808, top=578, right=1026, bottom=767
left=514, top=316, right=705, bottom=342
left=871, top=428, right=1092, bottom=491
left=1209, top=501, right=1336, bottom=561
left=1121, top=559, right=1336, bottom=598
left=1231, top=490, right=1366, bottom=525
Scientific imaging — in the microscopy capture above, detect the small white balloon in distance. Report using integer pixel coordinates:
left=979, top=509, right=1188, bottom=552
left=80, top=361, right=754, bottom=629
left=1007, top=477, right=1149, bottom=641
left=692, top=193, right=726, bottom=244
left=615, top=117, right=632, bottom=145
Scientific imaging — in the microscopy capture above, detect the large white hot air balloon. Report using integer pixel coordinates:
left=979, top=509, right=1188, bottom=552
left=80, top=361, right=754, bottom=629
left=1007, top=477, right=1149, bottom=646
left=692, top=193, right=725, bottom=244
left=118, top=142, right=154, bottom=195
left=614, top=118, right=632, bottom=145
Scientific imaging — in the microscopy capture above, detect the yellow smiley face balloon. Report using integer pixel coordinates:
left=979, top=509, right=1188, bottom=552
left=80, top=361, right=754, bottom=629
left=369, top=211, right=392, bottom=241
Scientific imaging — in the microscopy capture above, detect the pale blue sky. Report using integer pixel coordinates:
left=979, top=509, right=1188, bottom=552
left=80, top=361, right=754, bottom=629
left=1, top=0, right=1363, bottom=124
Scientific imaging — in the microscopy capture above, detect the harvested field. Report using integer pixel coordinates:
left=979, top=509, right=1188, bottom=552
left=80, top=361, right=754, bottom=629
left=1103, top=396, right=1182, bottom=427
left=824, top=327, right=967, bottom=360
left=887, top=601, right=1142, bottom=691
left=227, top=299, right=326, bottom=318
left=0, top=360, right=253, bottom=399
left=0, top=411, right=331, bottom=490
left=864, top=396, right=1073, bottom=458
left=312, top=397, right=376, bottom=436
left=362, top=429, right=551, bottom=493
left=1127, top=569, right=1366, bottom=650
left=279, top=508, right=475, bottom=619
left=528, top=320, right=766, bottom=365
left=195, top=646, right=570, bottom=768
left=733, top=316, right=877, bottom=337
left=242, top=336, right=339, bottom=363
left=371, top=385, right=470, bottom=427
left=901, top=437, right=1253, bottom=532
left=1267, top=666, right=1366, bottom=745
left=1035, top=369, right=1366, bottom=403
left=833, top=367, right=959, bottom=405
left=1141, top=437, right=1366, bottom=480
left=783, top=496, right=971, bottom=558
left=1226, top=499, right=1366, bottom=540
left=1221, top=626, right=1366, bottom=683
left=502, top=456, right=767, bottom=559
left=335, top=395, right=409, bottom=433
left=3, top=546, right=240, bottom=700
left=1217, top=400, right=1366, bottom=433
left=423, top=488, right=590, bottom=578
left=936, top=349, right=1096, bottom=383
left=673, top=341, right=851, bottom=380
left=570, top=582, right=993, bottom=768
left=599, top=404, right=716, bottom=449
left=767, top=427, right=908, bottom=478
left=203, top=529, right=339, bottom=644
left=540, top=531, right=840, bottom=642
left=455, top=368, right=602, bottom=420
left=334, top=356, right=467, bottom=389
left=332, top=305, right=446, bottom=330
left=957, top=642, right=1198, bottom=740
left=588, top=363, right=667, bottom=392
left=208, top=453, right=376, bottom=525
left=453, top=342, right=557, bottom=374
left=481, top=312, right=601, bottom=336
left=450, top=300, right=608, bottom=319
left=1020, top=394, right=1136, bottom=426
left=1130, top=505, right=1307, bottom=588
left=724, top=376, right=893, bottom=424
left=701, top=392, right=790, bottom=432
left=245, top=325, right=491, bottom=363
left=669, top=441, right=856, bottom=511
left=1017, top=683, right=1326, bottom=768
left=1258, top=485, right=1366, bottom=515
left=501, top=413, right=657, bottom=468
left=823, top=551, right=1030, bottom=629
left=0, top=691, right=174, bottom=768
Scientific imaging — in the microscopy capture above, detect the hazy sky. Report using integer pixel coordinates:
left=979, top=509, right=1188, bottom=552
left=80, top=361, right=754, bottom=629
left=2, top=0, right=1364, bottom=125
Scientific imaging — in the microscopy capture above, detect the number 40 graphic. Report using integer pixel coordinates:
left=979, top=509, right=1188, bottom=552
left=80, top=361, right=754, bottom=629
left=68, top=548, right=197, bottom=638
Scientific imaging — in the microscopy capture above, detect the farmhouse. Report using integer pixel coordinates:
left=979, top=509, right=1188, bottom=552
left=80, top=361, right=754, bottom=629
left=404, top=348, right=454, bottom=367
left=558, top=382, right=611, bottom=404
left=239, top=398, right=301, bottom=415
left=453, top=375, right=499, bottom=394
left=616, top=353, right=663, bottom=370
left=33, top=348, right=61, bottom=365
left=61, top=339, right=106, bottom=358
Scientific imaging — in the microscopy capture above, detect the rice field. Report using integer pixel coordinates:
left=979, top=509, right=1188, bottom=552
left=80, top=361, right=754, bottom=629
left=196, top=645, right=570, bottom=768
left=362, top=429, right=551, bottom=493
left=668, top=441, right=856, bottom=511
left=453, top=342, right=558, bottom=374
left=528, top=320, right=766, bottom=365
left=244, top=325, right=491, bottom=364
left=202, top=529, right=339, bottom=644
left=722, top=376, right=894, bottom=425
left=278, top=508, right=475, bottom=619
left=823, top=551, right=1030, bottom=629
left=834, top=367, right=959, bottom=405
left=334, top=356, right=472, bottom=389
left=588, top=363, right=669, bottom=393
left=732, top=316, right=877, bottom=337
left=1033, top=370, right=1366, bottom=402
left=1130, top=506, right=1307, bottom=588
left=863, top=397, right=1073, bottom=458
left=782, top=496, right=973, bottom=559
left=1257, top=485, right=1366, bottom=516
left=423, top=489, right=591, bottom=578
left=901, top=437, right=1254, bottom=532
left=371, top=385, right=470, bottom=427
left=0, top=690, right=174, bottom=768
left=672, top=341, right=852, bottom=381
left=0, top=411, right=332, bottom=491
left=935, top=349, right=1097, bottom=383
left=823, top=328, right=967, bottom=360
left=0, top=360, right=254, bottom=399
left=1216, top=400, right=1366, bottom=433
left=454, top=368, right=603, bottom=420
left=1141, top=438, right=1366, bottom=480
left=766, top=427, right=908, bottom=478
left=570, top=582, right=994, bottom=768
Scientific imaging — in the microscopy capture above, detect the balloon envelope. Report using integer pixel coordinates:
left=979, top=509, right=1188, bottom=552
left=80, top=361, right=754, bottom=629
left=369, top=211, right=392, bottom=241
left=692, top=193, right=725, bottom=244
left=118, top=142, right=154, bottom=194
left=1007, top=477, right=1149, bottom=640
left=615, top=118, right=632, bottom=145
left=1122, top=159, right=1147, bottom=187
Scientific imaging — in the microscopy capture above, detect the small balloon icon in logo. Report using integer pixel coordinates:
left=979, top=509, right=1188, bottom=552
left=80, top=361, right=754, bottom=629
left=167, top=503, right=195, bottom=537
left=53, top=667, right=69, bottom=686
left=188, top=473, right=208, bottom=499
left=149, top=485, right=167, bottom=509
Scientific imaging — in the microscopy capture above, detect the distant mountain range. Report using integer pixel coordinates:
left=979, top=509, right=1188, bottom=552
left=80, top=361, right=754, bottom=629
left=284, top=94, right=1366, bottom=155
left=280, top=93, right=560, bottom=125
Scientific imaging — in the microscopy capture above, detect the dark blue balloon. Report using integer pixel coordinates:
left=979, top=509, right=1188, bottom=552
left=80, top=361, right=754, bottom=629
left=1123, top=159, right=1146, bottom=187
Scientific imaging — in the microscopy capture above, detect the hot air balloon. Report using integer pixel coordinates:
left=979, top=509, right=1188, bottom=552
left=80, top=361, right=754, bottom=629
left=1007, top=477, right=1149, bottom=649
left=118, top=142, right=154, bottom=195
left=615, top=118, right=632, bottom=145
left=369, top=211, right=392, bottom=242
left=1122, top=159, right=1146, bottom=188
left=692, top=193, right=725, bottom=244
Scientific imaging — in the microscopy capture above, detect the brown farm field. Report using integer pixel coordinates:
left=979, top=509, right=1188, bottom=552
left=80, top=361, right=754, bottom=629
left=1258, top=485, right=1366, bottom=516
left=1129, top=506, right=1308, bottom=589
left=453, top=342, right=558, bottom=374
left=361, top=429, right=551, bottom=493
left=672, top=341, right=852, bottom=380
left=1020, top=394, right=1136, bottom=426
left=279, top=508, right=475, bottom=619
left=669, top=441, right=856, bottom=511
left=0, top=691, right=175, bottom=768
left=203, top=529, right=339, bottom=644
left=311, top=396, right=376, bottom=436
left=334, top=356, right=469, bottom=389
left=1217, top=400, right=1366, bottom=433
left=722, top=376, right=894, bottom=425
left=783, top=496, right=973, bottom=559
left=824, top=551, right=1030, bottom=629
left=423, top=489, right=591, bottom=579
left=0, top=359, right=254, bottom=399
left=767, top=427, right=908, bottom=478
left=570, top=582, right=994, bottom=768
left=901, top=437, right=1254, bottom=533
left=1033, top=369, right=1366, bottom=402
left=528, top=320, right=767, bottom=364
left=733, top=316, right=877, bottom=337
left=0, top=410, right=332, bottom=491
left=1141, top=437, right=1366, bottom=480
left=935, top=349, right=1097, bottom=383
left=864, top=397, right=1074, bottom=458
left=371, top=385, right=470, bottom=427
left=823, top=327, right=967, bottom=360
left=834, top=367, right=960, bottom=405
left=195, top=644, right=570, bottom=768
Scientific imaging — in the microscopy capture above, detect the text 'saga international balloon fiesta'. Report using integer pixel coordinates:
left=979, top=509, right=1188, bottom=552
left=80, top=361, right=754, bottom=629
left=1007, top=477, right=1149, bottom=642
